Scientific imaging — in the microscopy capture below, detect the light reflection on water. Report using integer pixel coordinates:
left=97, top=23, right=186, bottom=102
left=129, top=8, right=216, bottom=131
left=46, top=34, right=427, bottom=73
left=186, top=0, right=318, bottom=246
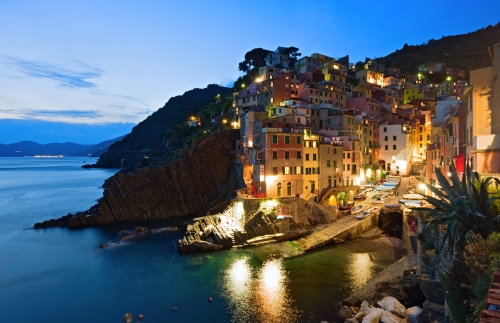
left=223, top=257, right=300, bottom=323
left=348, top=253, right=374, bottom=291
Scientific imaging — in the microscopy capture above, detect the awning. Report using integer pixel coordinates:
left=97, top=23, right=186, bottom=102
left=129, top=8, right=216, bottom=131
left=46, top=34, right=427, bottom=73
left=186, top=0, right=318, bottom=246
left=453, top=154, right=464, bottom=173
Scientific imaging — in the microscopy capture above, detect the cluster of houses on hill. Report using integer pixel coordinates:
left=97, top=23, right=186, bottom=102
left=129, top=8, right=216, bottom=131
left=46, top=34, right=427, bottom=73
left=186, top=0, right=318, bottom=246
left=223, top=43, right=500, bottom=200
left=189, top=43, right=499, bottom=200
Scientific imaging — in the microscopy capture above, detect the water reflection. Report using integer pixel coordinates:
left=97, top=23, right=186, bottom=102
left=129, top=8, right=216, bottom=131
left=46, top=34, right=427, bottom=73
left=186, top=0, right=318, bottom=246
left=347, top=253, right=374, bottom=291
left=223, top=257, right=299, bottom=323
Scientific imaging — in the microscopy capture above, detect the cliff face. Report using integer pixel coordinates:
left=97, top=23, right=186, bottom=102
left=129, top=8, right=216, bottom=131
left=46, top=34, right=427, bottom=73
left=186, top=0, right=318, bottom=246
left=38, top=130, right=240, bottom=228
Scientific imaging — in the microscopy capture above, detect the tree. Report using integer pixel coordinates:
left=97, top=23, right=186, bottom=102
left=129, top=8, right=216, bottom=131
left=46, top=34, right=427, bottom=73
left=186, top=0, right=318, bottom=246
left=419, top=160, right=500, bottom=252
left=282, top=46, right=301, bottom=68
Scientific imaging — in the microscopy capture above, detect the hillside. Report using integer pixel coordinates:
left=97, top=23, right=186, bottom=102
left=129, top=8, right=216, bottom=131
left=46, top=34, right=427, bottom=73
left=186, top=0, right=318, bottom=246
left=95, top=84, right=232, bottom=168
left=0, top=136, right=126, bottom=157
left=0, top=141, right=93, bottom=157
left=377, top=23, right=500, bottom=73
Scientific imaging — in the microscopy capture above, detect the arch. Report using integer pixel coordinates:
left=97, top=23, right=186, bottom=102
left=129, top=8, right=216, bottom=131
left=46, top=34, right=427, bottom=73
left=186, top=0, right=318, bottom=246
left=286, top=182, right=292, bottom=196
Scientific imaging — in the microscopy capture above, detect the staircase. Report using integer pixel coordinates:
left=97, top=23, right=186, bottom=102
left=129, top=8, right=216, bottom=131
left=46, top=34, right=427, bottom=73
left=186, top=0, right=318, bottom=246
left=410, top=235, right=418, bottom=253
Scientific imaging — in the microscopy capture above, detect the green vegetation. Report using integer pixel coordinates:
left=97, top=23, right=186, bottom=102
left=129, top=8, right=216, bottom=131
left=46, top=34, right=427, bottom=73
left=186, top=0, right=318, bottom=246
left=421, top=161, right=500, bottom=321
left=420, top=161, right=500, bottom=252
left=96, top=84, right=233, bottom=168
left=378, top=23, right=500, bottom=74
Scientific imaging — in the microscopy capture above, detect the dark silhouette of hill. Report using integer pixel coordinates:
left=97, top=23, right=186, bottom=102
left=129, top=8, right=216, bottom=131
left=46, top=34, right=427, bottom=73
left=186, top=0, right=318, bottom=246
left=0, top=141, right=93, bottom=157
left=96, top=84, right=232, bottom=168
left=377, top=23, right=500, bottom=73
left=72, top=135, right=126, bottom=157
left=0, top=136, right=126, bottom=157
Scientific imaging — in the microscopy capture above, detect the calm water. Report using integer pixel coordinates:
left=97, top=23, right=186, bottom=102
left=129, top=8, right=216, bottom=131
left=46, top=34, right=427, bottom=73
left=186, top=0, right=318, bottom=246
left=0, top=157, right=405, bottom=322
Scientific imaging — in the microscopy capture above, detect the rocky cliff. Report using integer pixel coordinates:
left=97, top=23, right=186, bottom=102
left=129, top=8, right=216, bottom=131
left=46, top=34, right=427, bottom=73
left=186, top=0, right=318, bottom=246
left=36, top=130, right=240, bottom=228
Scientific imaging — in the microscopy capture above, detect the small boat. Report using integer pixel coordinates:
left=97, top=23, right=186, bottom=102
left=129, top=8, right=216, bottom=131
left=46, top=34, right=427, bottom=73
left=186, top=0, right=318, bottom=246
left=355, top=211, right=370, bottom=220
left=369, top=207, right=381, bottom=213
left=350, top=205, right=364, bottom=214
left=276, top=215, right=293, bottom=220
left=372, top=194, right=388, bottom=203
left=339, top=204, right=353, bottom=211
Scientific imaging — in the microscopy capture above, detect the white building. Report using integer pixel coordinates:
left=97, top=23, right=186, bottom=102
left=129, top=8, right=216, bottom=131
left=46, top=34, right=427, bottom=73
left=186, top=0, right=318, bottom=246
left=378, top=124, right=413, bottom=176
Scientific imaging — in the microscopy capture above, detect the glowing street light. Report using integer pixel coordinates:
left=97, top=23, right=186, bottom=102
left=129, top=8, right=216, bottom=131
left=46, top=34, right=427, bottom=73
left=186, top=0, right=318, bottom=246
left=222, top=119, right=228, bottom=124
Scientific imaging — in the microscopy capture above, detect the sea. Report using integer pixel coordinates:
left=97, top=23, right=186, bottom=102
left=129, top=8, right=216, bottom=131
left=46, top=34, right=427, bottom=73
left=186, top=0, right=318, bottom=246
left=0, top=157, right=405, bottom=323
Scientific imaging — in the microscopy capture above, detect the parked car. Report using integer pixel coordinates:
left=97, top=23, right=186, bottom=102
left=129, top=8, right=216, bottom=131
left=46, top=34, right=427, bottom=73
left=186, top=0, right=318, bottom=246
left=354, top=192, right=367, bottom=201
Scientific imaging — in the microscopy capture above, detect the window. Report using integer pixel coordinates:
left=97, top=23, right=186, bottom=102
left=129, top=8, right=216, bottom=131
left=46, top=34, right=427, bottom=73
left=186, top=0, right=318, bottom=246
left=327, top=160, right=331, bottom=167
left=287, top=182, right=292, bottom=196
left=285, top=151, right=290, bottom=159
left=333, top=148, right=337, bottom=154
left=297, top=151, right=302, bottom=159
left=296, top=136, right=301, bottom=144
left=383, top=127, right=387, bottom=132
left=296, top=167, right=302, bottom=174
left=277, top=183, right=282, bottom=197
left=347, top=153, right=350, bottom=158
left=284, top=167, right=290, bottom=175
left=305, top=154, right=309, bottom=161
left=272, top=151, right=278, bottom=159
left=343, top=164, right=346, bottom=171
left=313, top=154, right=317, bottom=161
left=327, top=147, right=330, bottom=154
left=393, top=145, right=396, bottom=150
left=347, top=164, right=350, bottom=171
left=333, top=160, right=338, bottom=168
left=285, top=136, right=290, bottom=144
left=272, top=135, right=278, bottom=144
left=393, top=135, right=396, bottom=141
left=385, top=145, right=388, bottom=150
left=273, top=167, right=278, bottom=175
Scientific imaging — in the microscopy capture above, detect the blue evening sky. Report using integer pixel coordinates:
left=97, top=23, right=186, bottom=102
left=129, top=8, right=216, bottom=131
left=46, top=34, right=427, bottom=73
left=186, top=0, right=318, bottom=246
left=0, top=0, right=499, bottom=144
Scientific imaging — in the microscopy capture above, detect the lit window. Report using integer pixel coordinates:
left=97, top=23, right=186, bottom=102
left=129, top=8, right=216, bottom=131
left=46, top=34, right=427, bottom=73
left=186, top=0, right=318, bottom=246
left=284, top=167, right=290, bottom=175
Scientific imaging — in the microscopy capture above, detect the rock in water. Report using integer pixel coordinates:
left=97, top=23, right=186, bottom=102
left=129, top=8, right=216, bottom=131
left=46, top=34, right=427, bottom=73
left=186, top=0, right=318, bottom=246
left=377, top=296, right=407, bottom=318
left=340, top=305, right=354, bottom=320
left=117, top=230, right=134, bottom=240
left=361, top=307, right=383, bottom=323
left=135, top=226, right=147, bottom=235
left=192, top=241, right=222, bottom=251
left=99, top=243, right=107, bottom=248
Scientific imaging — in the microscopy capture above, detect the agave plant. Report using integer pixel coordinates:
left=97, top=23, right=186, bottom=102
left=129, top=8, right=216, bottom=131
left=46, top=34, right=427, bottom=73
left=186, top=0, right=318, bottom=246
left=419, top=159, right=500, bottom=252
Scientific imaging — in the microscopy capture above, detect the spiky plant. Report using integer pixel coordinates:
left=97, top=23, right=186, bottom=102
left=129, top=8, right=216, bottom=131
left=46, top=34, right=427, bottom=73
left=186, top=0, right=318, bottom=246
left=419, top=160, right=500, bottom=252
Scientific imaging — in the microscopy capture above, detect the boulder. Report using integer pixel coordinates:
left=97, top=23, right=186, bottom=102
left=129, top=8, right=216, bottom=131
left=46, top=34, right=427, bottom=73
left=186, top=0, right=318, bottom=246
left=343, top=295, right=362, bottom=307
left=381, top=310, right=407, bottom=323
left=377, top=297, right=406, bottom=318
left=206, top=237, right=214, bottom=243
left=355, top=308, right=370, bottom=321
left=117, top=230, right=134, bottom=240
left=340, top=305, right=354, bottom=320
left=417, top=275, right=445, bottom=305
left=421, top=300, right=444, bottom=323
left=350, top=306, right=360, bottom=314
left=406, top=306, right=423, bottom=323
left=202, top=224, right=214, bottom=239
left=135, top=226, right=148, bottom=235
left=362, top=307, right=383, bottom=323
left=360, top=301, right=370, bottom=309
left=192, top=241, right=222, bottom=251
left=344, top=319, right=359, bottom=323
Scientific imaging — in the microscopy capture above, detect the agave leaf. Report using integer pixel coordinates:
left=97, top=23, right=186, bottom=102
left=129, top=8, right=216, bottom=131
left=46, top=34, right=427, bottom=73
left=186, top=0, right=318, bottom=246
left=449, top=163, right=464, bottom=197
left=425, top=195, right=453, bottom=212
left=425, top=183, right=448, bottom=201
left=441, top=220, right=458, bottom=250
left=435, top=166, right=458, bottom=201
